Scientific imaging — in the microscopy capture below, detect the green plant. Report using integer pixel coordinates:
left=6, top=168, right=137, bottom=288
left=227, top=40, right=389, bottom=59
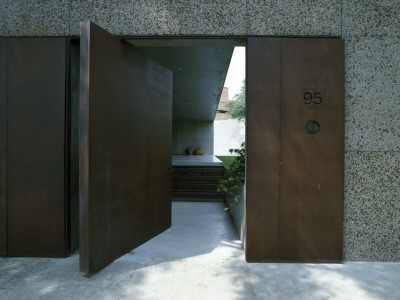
left=226, top=79, right=246, bottom=120
left=217, top=142, right=245, bottom=211
left=216, top=155, right=236, bottom=170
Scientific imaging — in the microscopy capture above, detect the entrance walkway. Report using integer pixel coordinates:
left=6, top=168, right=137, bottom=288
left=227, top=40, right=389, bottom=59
left=0, top=202, right=399, bottom=299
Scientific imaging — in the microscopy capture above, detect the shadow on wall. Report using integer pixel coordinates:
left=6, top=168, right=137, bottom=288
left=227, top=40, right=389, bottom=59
left=228, top=182, right=246, bottom=247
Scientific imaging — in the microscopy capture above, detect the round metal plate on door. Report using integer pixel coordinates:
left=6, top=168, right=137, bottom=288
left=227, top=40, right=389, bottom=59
left=306, top=120, right=320, bottom=134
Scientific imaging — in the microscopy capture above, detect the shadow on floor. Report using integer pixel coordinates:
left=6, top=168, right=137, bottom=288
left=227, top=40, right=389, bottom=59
left=1, top=201, right=399, bottom=299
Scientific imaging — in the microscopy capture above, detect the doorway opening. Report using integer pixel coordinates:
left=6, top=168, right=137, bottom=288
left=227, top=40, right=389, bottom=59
left=126, top=38, right=246, bottom=163
left=123, top=38, right=247, bottom=254
left=71, top=29, right=248, bottom=274
left=74, top=34, right=344, bottom=273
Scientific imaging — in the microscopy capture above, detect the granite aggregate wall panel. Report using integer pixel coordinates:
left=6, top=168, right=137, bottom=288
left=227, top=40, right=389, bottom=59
left=343, top=0, right=400, bottom=38
left=344, top=37, right=400, bottom=152
left=70, top=0, right=248, bottom=36
left=3, top=0, right=70, bottom=36
left=344, top=149, right=400, bottom=261
left=344, top=189, right=399, bottom=261
left=342, top=1, right=400, bottom=262
left=0, top=0, right=342, bottom=37
left=2, top=1, right=400, bottom=38
left=0, top=2, right=6, bottom=36
left=345, top=151, right=400, bottom=196
left=344, top=151, right=400, bottom=261
left=157, top=0, right=247, bottom=35
left=247, top=0, right=341, bottom=36
left=70, top=0, right=160, bottom=36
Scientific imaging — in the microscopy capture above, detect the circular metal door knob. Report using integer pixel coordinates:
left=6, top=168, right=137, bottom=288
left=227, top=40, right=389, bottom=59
left=306, top=120, right=320, bottom=134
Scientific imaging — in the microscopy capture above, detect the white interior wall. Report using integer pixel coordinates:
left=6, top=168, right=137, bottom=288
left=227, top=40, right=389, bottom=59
left=214, top=119, right=245, bottom=156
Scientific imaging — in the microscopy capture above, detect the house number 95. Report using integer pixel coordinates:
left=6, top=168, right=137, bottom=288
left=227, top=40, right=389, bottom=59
left=303, top=92, right=322, bottom=104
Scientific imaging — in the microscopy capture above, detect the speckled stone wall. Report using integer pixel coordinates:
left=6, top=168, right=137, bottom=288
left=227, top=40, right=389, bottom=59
left=0, top=1, right=399, bottom=261
left=342, top=1, right=400, bottom=261
left=0, top=0, right=342, bottom=37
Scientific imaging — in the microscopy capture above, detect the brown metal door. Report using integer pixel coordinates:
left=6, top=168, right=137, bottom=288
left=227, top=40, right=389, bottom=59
left=5, top=38, right=69, bottom=257
left=246, top=38, right=281, bottom=261
left=279, top=39, right=344, bottom=261
left=0, top=40, right=6, bottom=255
left=79, top=22, right=173, bottom=274
left=247, top=38, right=344, bottom=262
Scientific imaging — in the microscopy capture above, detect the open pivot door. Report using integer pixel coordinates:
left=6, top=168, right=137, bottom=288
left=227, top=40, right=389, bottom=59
left=79, top=22, right=173, bottom=274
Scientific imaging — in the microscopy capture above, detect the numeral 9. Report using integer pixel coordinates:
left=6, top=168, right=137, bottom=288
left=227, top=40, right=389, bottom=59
left=303, top=92, right=313, bottom=104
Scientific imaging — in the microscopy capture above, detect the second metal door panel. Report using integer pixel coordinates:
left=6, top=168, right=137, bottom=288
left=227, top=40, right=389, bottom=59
left=0, top=40, right=6, bottom=255
left=246, top=38, right=344, bottom=262
left=246, top=38, right=281, bottom=261
left=6, top=38, right=68, bottom=257
left=280, top=39, right=344, bottom=261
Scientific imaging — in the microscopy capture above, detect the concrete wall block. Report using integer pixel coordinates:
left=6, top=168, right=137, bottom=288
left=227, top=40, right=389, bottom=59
left=247, top=0, right=342, bottom=36
left=70, top=0, right=161, bottom=36
left=342, top=0, right=400, bottom=38
left=196, top=122, right=214, bottom=140
left=179, top=121, right=197, bottom=140
left=2, top=0, right=70, bottom=36
left=157, top=0, right=247, bottom=36
left=230, top=183, right=246, bottom=243
left=180, top=138, right=197, bottom=154
left=196, top=139, right=213, bottom=155
left=172, top=121, right=180, bottom=154
left=345, top=37, right=400, bottom=152
left=344, top=151, right=400, bottom=260
left=173, top=121, right=214, bottom=154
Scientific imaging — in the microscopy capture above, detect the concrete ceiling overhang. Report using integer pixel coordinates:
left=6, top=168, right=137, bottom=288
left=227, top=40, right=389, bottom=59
left=127, top=39, right=244, bottom=121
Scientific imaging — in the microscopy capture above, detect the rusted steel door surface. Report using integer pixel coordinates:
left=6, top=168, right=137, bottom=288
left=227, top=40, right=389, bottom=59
left=247, top=38, right=344, bottom=262
left=0, top=40, right=6, bottom=255
left=79, top=22, right=173, bottom=274
left=1, top=38, right=70, bottom=257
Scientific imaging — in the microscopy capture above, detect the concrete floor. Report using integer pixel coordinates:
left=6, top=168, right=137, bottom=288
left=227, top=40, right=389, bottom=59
left=0, top=202, right=399, bottom=300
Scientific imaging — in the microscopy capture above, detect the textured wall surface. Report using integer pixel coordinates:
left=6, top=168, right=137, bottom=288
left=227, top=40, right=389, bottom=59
left=0, top=0, right=342, bottom=37
left=0, top=0, right=399, bottom=261
left=342, top=0, right=400, bottom=261
left=172, top=121, right=214, bottom=155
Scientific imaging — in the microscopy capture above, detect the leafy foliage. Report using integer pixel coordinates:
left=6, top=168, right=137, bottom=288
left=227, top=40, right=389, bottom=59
left=217, top=142, right=245, bottom=211
left=226, top=79, right=246, bottom=120
left=216, top=155, right=237, bottom=170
